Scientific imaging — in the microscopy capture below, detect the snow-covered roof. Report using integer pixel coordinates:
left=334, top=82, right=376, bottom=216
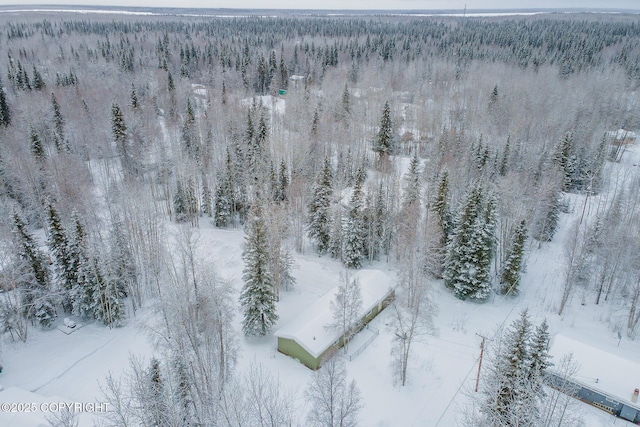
left=191, top=83, right=207, bottom=98
left=240, top=95, right=285, bottom=115
left=549, top=334, right=640, bottom=404
left=275, top=269, right=394, bottom=359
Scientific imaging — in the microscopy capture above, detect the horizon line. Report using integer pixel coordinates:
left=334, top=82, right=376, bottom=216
left=1, top=4, right=639, bottom=12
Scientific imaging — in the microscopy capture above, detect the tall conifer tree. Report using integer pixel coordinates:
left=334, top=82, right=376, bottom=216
left=0, top=81, right=11, bottom=127
left=500, top=220, right=528, bottom=295
left=51, top=93, right=66, bottom=151
left=342, top=168, right=367, bottom=269
left=443, top=185, right=495, bottom=300
left=308, top=157, right=333, bottom=254
left=12, top=212, right=55, bottom=327
left=69, top=214, right=95, bottom=319
left=30, top=128, right=46, bottom=162
left=240, top=205, right=278, bottom=336
left=46, top=202, right=75, bottom=312
left=373, top=101, right=394, bottom=160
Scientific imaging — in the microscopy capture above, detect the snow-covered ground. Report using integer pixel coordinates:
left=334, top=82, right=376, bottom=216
left=2, top=145, right=640, bottom=426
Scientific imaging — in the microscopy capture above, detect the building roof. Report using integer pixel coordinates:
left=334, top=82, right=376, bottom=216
left=275, top=269, right=394, bottom=359
left=549, top=334, right=640, bottom=404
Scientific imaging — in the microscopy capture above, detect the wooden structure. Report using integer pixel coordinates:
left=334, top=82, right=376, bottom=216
left=275, top=269, right=394, bottom=370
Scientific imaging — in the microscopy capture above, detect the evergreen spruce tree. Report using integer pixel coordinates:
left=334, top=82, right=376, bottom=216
left=214, top=173, right=233, bottom=227
left=362, top=187, right=376, bottom=263
left=499, top=135, right=511, bottom=176
left=111, top=103, right=127, bottom=142
left=443, top=186, right=482, bottom=296
left=269, top=161, right=278, bottom=200
left=553, top=132, right=576, bottom=192
left=402, top=152, right=422, bottom=208
left=221, top=80, right=228, bottom=105
left=279, top=47, right=288, bottom=90
left=307, top=157, right=333, bottom=254
left=591, top=135, right=608, bottom=191
left=46, top=201, right=75, bottom=313
left=488, top=84, right=499, bottom=107
left=528, top=318, right=551, bottom=402
left=174, top=179, right=188, bottom=223
left=341, top=83, right=350, bottom=118
left=311, top=108, right=320, bottom=137
left=111, top=102, right=136, bottom=177
left=21, top=64, right=31, bottom=90
left=532, top=190, right=561, bottom=242
left=268, top=50, right=278, bottom=89
left=247, top=112, right=268, bottom=179
left=172, top=356, right=195, bottom=425
left=256, top=112, right=268, bottom=147
left=147, top=358, right=168, bottom=427
left=443, top=185, right=494, bottom=301
left=214, top=148, right=234, bottom=227
left=12, top=212, right=55, bottom=327
left=256, top=54, right=268, bottom=94
left=373, top=101, right=394, bottom=160
left=281, top=249, right=296, bottom=292
left=373, top=181, right=390, bottom=258
left=245, top=109, right=255, bottom=147
left=277, top=159, right=289, bottom=203
left=69, top=215, right=95, bottom=319
left=181, top=99, right=199, bottom=159
left=490, top=309, right=533, bottom=426
left=51, top=93, right=66, bottom=151
left=240, top=205, right=278, bottom=336
left=108, top=216, right=136, bottom=299
left=167, top=71, right=175, bottom=93
left=342, top=168, right=367, bottom=269
left=475, top=192, right=497, bottom=298
left=130, top=83, right=139, bottom=110
left=32, top=65, right=45, bottom=91
left=0, top=81, right=11, bottom=127
left=30, top=128, right=46, bottom=163
left=186, top=98, right=195, bottom=122
left=432, top=170, right=452, bottom=242
left=499, top=220, right=528, bottom=295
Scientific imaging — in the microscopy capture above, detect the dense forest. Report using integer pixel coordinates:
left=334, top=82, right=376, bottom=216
left=1, top=11, right=640, bottom=426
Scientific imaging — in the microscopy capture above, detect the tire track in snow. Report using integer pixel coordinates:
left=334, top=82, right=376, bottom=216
left=31, top=335, right=119, bottom=393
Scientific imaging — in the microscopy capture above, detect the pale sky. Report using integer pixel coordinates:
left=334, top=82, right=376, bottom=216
left=1, top=1, right=638, bottom=10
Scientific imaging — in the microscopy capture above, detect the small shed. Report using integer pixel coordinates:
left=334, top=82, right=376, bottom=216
left=275, top=269, right=394, bottom=370
left=289, top=74, right=306, bottom=89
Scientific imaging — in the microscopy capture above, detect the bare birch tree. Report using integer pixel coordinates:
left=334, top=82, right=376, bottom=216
left=245, top=364, right=298, bottom=427
left=306, top=357, right=363, bottom=427
left=391, top=254, right=435, bottom=386
left=330, top=272, right=363, bottom=353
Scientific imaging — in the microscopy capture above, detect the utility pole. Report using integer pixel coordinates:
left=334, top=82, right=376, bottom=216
left=475, top=333, right=489, bottom=392
left=463, top=4, right=467, bottom=18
